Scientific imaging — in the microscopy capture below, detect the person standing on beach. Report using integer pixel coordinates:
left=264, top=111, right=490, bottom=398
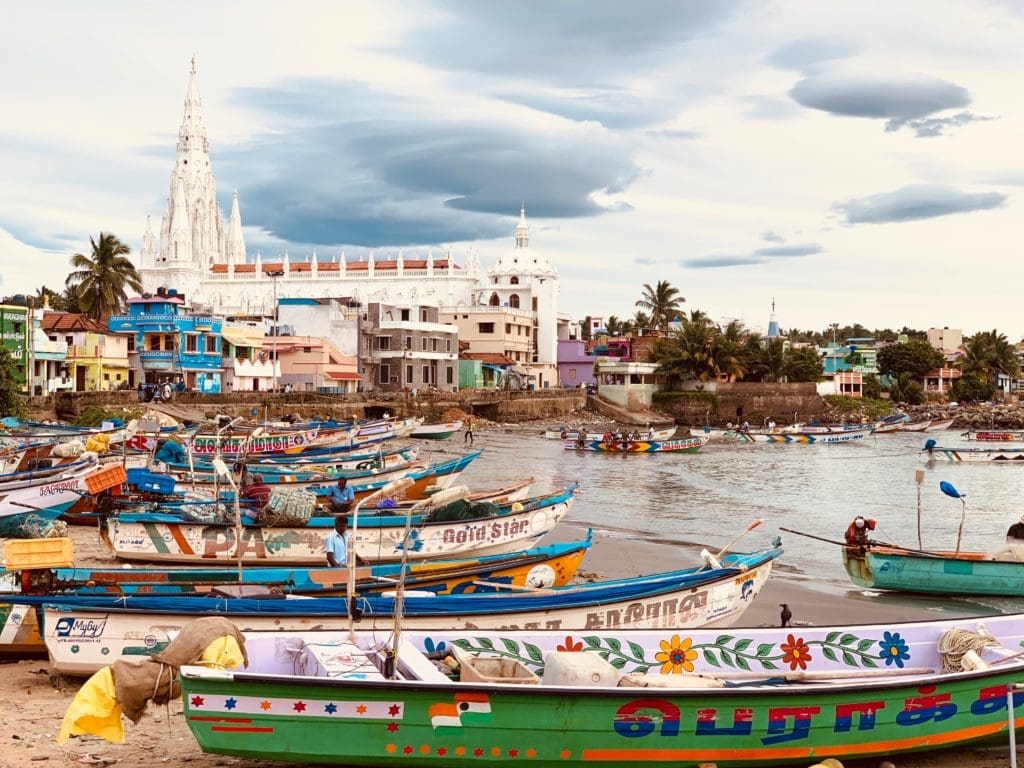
left=464, top=418, right=474, bottom=444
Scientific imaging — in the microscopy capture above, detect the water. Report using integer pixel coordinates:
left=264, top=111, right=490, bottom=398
left=444, top=427, right=1024, bottom=611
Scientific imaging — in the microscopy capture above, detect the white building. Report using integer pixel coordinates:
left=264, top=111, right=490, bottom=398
left=136, top=60, right=560, bottom=372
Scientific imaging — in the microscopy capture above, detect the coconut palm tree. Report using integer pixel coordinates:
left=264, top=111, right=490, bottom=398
left=957, top=329, right=1020, bottom=384
left=65, top=232, right=143, bottom=320
left=635, top=280, right=684, bottom=330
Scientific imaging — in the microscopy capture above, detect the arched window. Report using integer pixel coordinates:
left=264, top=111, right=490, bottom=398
left=489, top=292, right=500, bottom=306
left=509, top=294, right=520, bottom=309
left=510, top=276, right=519, bottom=285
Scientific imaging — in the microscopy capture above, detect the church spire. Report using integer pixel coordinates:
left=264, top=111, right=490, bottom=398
left=514, top=201, right=529, bottom=249
left=169, top=174, right=192, bottom=263
left=225, top=190, right=246, bottom=266
left=140, top=214, right=156, bottom=268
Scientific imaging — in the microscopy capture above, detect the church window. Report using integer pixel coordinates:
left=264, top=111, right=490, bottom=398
left=509, top=294, right=520, bottom=309
left=510, top=276, right=519, bottom=285
left=488, top=293, right=500, bottom=306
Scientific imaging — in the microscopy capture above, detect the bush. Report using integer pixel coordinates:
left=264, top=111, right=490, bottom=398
left=823, top=395, right=893, bottom=420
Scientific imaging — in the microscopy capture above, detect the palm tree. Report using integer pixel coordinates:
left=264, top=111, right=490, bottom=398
left=632, top=311, right=652, bottom=334
left=635, top=280, right=684, bottom=330
left=65, top=232, right=143, bottom=320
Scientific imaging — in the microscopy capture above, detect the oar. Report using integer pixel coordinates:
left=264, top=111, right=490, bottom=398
left=716, top=519, right=764, bottom=559
left=778, top=526, right=950, bottom=559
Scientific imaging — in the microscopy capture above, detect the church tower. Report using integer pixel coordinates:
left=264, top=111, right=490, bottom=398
left=140, top=57, right=245, bottom=299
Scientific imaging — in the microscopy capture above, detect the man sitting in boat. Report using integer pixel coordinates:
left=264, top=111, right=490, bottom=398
left=329, top=477, right=355, bottom=515
left=241, top=473, right=272, bottom=512
left=844, top=516, right=876, bottom=552
left=324, top=514, right=365, bottom=567
left=987, top=518, right=1024, bottom=561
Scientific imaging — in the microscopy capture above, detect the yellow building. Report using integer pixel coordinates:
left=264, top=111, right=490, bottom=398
left=42, top=313, right=131, bottom=391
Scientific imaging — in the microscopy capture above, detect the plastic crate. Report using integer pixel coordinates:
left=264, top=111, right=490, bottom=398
left=125, top=468, right=176, bottom=494
left=3, top=537, right=74, bottom=570
left=459, top=657, right=538, bottom=685
left=84, top=464, right=128, bottom=494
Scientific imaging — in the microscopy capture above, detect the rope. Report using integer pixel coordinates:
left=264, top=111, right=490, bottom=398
left=938, top=627, right=999, bottom=673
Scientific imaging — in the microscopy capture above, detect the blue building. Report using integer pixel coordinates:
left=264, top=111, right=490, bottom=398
left=108, top=288, right=225, bottom=393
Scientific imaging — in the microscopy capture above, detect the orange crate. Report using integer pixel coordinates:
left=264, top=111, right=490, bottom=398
left=84, top=464, right=127, bottom=494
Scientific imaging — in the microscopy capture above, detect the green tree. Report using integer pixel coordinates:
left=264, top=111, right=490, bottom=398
left=632, top=310, right=652, bottom=334
left=65, top=232, right=143, bottom=320
left=0, top=347, right=26, bottom=417
left=950, top=372, right=996, bottom=404
left=783, top=346, right=824, bottom=382
left=877, top=339, right=944, bottom=378
left=956, top=329, right=1020, bottom=385
left=604, top=315, right=628, bottom=337
left=889, top=372, right=925, bottom=405
left=635, top=280, right=684, bottom=330
left=862, top=373, right=882, bottom=400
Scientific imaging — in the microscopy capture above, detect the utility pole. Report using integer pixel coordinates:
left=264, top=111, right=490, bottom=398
left=267, top=269, right=285, bottom=393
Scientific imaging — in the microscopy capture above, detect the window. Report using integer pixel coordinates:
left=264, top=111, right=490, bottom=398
left=422, top=365, right=430, bottom=383
left=532, top=298, right=538, bottom=312
left=377, top=336, right=391, bottom=350
left=421, top=337, right=427, bottom=351
left=405, top=336, right=412, bottom=350
left=505, top=323, right=512, bottom=334
left=489, top=293, right=500, bottom=306
left=165, top=334, right=175, bottom=351
left=186, top=335, right=198, bottom=353
left=126, top=335, right=135, bottom=352
left=568, top=368, right=577, bottom=380
left=478, top=323, right=494, bottom=334
left=303, top=346, right=312, bottom=353
left=65, top=336, right=73, bottom=346
left=400, top=309, right=410, bottom=321
left=431, top=338, right=438, bottom=352
left=446, top=338, right=452, bottom=352
left=379, top=364, right=390, bottom=384
left=446, top=366, right=454, bottom=384
left=509, top=294, right=520, bottom=309
left=420, top=308, right=428, bottom=322
left=406, top=365, right=413, bottom=384
left=510, top=276, right=519, bottom=285
left=12, top=322, right=22, bottom=334
left=149, top=336, right=161, bottom=351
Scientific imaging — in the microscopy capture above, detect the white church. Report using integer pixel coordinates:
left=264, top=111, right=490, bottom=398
left=137, top=59, right=563, bottom=379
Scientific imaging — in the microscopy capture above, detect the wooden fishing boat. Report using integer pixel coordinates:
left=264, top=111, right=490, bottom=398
left=564, top=436, right=705, bottom=453
left=173, top=611, right=1024, bottom=767
left=0, top=457, right=120, bottom=523
left=37, top=546, right=780, bottom=675
left=735, top=426, right=873, bottom=443
left=410, top=421, right=463, bottom=440
left=898, top=419, right=933, bottom=432
left=159, top=443, right=421, bottom=473
left=843, top=542, right=1024, bottom=595
left=963, top=429, right=1024, bottom=442
left=16, top=538, right=591, bottom=598
left=102, top=485, right=577, bottom=565
left=922, top=440, right=1024, bottom=462
left=543, top=425, right=676, bottom=441
left=923, top=417, right=956, bottom=432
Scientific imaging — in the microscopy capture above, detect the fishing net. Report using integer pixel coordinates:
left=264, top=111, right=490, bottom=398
left=428, top=500, right=500, bottom=522
left=0, top=514, right=67, bottom=539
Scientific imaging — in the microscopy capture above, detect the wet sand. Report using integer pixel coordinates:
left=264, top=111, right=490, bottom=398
left=0, top=520, right=1018, bottom=768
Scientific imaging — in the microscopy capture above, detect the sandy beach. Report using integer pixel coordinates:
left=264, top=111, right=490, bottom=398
left=0, top=519, right=1018, bottom=768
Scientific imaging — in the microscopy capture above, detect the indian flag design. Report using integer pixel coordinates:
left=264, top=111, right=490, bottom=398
left=428, top=692, right=492, bottom=730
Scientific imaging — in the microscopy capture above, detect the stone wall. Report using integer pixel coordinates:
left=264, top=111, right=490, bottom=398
left=655, top=382, right=829, bottom=426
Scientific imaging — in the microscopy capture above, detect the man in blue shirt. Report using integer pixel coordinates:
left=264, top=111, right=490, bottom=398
left=329, top=477, right=355, bottom=515
left=324, top=514, right=365, bottom=567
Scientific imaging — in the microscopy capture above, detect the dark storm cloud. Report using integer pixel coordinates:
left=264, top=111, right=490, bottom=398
left=683, top=242, right=822, bottom=268
left=402, top=1, right=738, bottom=86
left=765, top=36, right=862, bottom=72
left=789, top=74, right=985, bottom=135
left=219, top=79, right=643, bottom=248
left=834, top=184, right=1007, bottom=224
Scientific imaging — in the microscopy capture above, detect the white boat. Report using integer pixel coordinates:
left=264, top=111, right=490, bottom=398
left=923, top=441, right=1024, bottom=463
left=923, top=417, right=956, bottom=432
left=410, top=421, right=462, bottom=440
left=734, top=426, right=873, bottom=443
left=103, top=486, right=576, bottom=565
left=0, top=456, right=110, bottom=522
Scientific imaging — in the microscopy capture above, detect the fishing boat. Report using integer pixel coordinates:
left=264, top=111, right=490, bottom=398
left=923, top=417, right=956, bottom=432
left=735, top=426, right=873, bottom=443
left=871, top=413, right=910, bottom=434
left=922, top=439, right=1024, bottom=463
left=564, top=436, right=705, bottom=453
left=172, top=611, right=1024, bottom=767
left=410, top=421, right=463, bottom=440
left=963, top=429, right=1024, bottom=442
left=38, top=544, right=780, bottom=675
left=0, top=458, right=123, bottom=523
left=543, top=425, right=676, bottom=441
left=102, top=485, right=577, bottom=565
left=898, top=419, right=933, bottom=432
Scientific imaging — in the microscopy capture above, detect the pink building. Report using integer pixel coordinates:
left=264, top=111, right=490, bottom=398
left=261, top=335, right=361, bottom=393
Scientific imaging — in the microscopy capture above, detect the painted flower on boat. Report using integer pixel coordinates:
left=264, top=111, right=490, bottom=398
left=557, top=636, right=583, bottom=652
left=879, top=631, right=910, bottom=668
left=781, top=634, right=811, bottom=670
left=656, top=635, right=698, bottom=673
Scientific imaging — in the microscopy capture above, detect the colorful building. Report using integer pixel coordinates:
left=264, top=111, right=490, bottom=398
left=0, top=304, right=29, bottom=391
left=42, top=312, right=130, bottom=392
left=557, top=339, right=598, bottom=388
left=261, top=335, right=361, bottom=393
left=108, top=289, right=224, bottom=393
left=221, top=323, right=277, bottom=392
left=29, top=308, right=69, bottom=395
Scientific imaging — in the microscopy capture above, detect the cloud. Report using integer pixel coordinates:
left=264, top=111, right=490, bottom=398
left=765, top=36, right=862, bottom=72
left=834, top=184, right=1007, bottom=224
left=634, top=256, right=656, bottom=265
left=789, top=73, right=982, bottom=135
left=219, top=79, right=643, bottom=248
left=761, top=230, right=784, bottom=243
left=742, top=95, right=802, bottom=120
left=402, top=1, right=739, bottom=86
left=683, top=242, right=823, bottom=268
left=498, top=88, right=684, bottom=130
left=901, top=111, right=995, bottom=138
left=646, top=128, right=703, bottom=140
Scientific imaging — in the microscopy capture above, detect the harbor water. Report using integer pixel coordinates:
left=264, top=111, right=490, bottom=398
left=450, top=427, right=1024, bottom=613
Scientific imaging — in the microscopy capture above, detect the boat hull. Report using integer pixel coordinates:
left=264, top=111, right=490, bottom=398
left=565, top=437, right=704, bottom=453
left=843, top=547, right=1024, bottom=595
left=737, top=428, right=872, bottom=443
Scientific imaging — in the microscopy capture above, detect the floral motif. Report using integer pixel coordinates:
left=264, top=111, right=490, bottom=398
left=655, top=635, right=698, bottom=674
left=557, top=636, right=583, bottom=652
left=878, top=631, right=910, bottom=668
left=781, top=634, right=811, bottom=670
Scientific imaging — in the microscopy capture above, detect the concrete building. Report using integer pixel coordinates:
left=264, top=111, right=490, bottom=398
left=44, top=313, right=130, bottom=391
left=29, top=307, right=70, bottom=395
left=221, top=323, right=277, bottom=392
left=557, top=339, right=597, bottom=388
left=596, top=361, right=662, bottom=409
left=361, top=303, right=458, bottom=392
left=928, top=327, right=963, bottom=353
left=262, top=335, right=361, bottom=393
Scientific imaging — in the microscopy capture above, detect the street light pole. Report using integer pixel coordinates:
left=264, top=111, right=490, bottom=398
left=267, top=269, right=285, bottom=393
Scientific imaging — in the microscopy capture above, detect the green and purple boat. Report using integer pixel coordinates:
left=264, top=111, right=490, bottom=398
left=178, top=613, right=1024, bottom=766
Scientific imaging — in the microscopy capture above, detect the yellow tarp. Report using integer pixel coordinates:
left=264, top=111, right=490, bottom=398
left=57, top=666, right=123, bottom=745
left=199, top=634, right=245, bottom=669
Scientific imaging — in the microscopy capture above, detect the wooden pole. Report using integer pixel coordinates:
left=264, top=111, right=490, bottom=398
left=915, top=468, right=925, bottom=550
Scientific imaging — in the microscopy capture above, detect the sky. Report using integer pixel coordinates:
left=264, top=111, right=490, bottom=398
left=1, top=0, right=1022, bottom=338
